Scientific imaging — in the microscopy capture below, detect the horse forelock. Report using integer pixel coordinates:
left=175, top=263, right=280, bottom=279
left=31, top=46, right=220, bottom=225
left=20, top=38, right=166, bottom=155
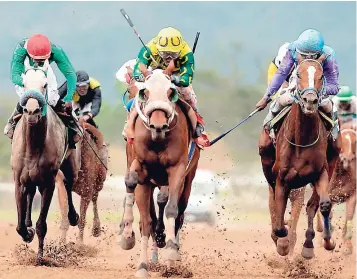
left=145, top=70, right=171, bottom=93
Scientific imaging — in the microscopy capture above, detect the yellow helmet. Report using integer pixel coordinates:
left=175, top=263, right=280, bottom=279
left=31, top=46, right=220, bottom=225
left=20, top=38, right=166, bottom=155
left=154, top=27, right=184, bottom=54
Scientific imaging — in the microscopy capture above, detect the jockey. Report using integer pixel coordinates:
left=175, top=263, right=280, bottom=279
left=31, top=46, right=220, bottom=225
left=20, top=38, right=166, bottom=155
left=58, top=70, right=102, bottom=128
left=332, top=86, right=357, bottom=126
left=4, top=34, right=80, bottom=149
left=121, top=26, right=210, bottom=147
left=256, top=28, right=340, bottom=140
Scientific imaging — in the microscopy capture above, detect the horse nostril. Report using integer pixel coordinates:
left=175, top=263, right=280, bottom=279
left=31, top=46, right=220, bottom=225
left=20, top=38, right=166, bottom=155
left=162, top=124, right=169, bottom=130
left=313, top=99, right=318, bottom=105
left=149, top=124, right=155, bottom=129
left=303, top=97, right=308, bottom=103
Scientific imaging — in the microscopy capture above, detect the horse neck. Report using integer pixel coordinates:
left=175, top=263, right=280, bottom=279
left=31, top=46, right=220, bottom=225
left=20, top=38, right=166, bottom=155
left=287, top=103, right=320, bottom=147
left=22, top=117, right=47, bottom=155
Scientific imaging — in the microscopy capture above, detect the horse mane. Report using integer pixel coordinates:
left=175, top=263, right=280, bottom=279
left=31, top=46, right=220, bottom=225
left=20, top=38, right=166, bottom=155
left=82, top=122, right=104, bottom=148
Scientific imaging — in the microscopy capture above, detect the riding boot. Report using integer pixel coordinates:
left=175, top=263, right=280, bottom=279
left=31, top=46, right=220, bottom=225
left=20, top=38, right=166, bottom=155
left=192, top=108, right=210, bottom=148
left=3, top=102, right=23, bottom=139
left=53, top=100, right=81, bottom=149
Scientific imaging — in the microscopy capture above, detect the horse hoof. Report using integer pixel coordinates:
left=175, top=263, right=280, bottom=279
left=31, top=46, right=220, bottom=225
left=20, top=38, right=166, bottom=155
left=324, top=239, right=336, bottom=251
left=277, top=237, right=289, bottom=256
left=69, top=213, right=79, bottom=226
left=135, top=268, right=149, bottom=278
left=119, top=231, right=136, bottom=250
left=155, top=232, right=166, bottom=248
left=135, top=263, right=149, bottom=278
left=24, top=227, right=35, bottom=243
left=152, top=252, right=159, bottom=263
left=92, top=226, right=101, bottom=237
left=301, top=247, right=315, bottom=259
left=162, top=240, right=181, bottom=261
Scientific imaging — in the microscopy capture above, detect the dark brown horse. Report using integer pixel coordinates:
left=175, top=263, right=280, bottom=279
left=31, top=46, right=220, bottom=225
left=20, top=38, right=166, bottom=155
left=259, top=55, right=340, bottom=258
left=57, top=122, right=108, bottom=244
left=316, top=122, right=356, bottom=255
left=118, top=62, right=200, bottom=278
left=11, top=66, right=79, bottom=264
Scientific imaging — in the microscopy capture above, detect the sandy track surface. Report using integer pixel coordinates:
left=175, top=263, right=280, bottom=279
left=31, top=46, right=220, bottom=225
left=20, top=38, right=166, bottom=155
left=0, top=213, right=355, bottom=279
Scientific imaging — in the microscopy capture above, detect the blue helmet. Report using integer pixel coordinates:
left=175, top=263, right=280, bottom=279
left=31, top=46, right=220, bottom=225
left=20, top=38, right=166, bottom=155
left=295, top=29, right=324, bottom=56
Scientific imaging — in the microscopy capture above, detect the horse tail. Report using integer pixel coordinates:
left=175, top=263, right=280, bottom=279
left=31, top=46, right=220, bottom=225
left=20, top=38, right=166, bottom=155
left=83, top=122, right=104, bottom=148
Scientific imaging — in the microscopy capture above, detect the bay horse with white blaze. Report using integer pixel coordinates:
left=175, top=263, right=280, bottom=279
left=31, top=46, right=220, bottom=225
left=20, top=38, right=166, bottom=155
left=259, top=54, right=340, bottom=258
left=11, top=63, right=79, bottom=263
left=118, top=62, right=200, bottom=278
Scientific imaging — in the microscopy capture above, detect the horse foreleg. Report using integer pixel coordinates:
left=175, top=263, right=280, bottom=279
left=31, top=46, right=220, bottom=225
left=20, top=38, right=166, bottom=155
left=149, top=187, right=159, bottom=263
left=135, top=184, right=152, bottom=278
left=287, top=187, right=305, bottom=255
left=268, top=185, right=278, bottom=245
left=25, top=186, right=36, bottom=228
left=174, top=165, right=197, bottom=250
left=316, top=169, right=336, bottom=251
left=274, top=178, right=290, bottom=256
left=56, top=171, right=69, bottom=244
left=119, top=159, right=146, bottom=250
left=77, top=196, right=90, bottom=244
left=92, top=192, right=101, bottom=237
left=162, top=163, right=186, bottom=262
left=343, top=193, right=356, bottom=255
left=302, top=188, right=319, bottom=259
left=36, top=183, right=55, bottom=264
left=61, top=157, right=79, bottom=227
left=155, top=186, right=169, bottom=248
left=15, top=180, right=35, bottom=243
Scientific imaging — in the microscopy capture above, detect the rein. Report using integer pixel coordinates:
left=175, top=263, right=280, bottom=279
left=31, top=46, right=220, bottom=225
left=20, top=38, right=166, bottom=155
left=283, top=111, right=321, bottom=148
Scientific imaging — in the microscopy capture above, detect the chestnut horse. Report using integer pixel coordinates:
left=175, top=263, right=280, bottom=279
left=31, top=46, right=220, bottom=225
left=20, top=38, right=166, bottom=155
left=259, top=54, right=340, bottom=258
left=118, top=62, right=200, bottom=278
left=316, top=122, right=356, bottom=255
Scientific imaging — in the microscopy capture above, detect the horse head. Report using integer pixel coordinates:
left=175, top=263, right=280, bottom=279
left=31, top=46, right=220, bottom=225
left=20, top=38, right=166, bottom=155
left=136, top=61, right=179, bottom=141
left=339, top=123, right=356, bottom=170
left=295, top=54, right=326, bottom=115
left=21, top=61, right=49, bottom=125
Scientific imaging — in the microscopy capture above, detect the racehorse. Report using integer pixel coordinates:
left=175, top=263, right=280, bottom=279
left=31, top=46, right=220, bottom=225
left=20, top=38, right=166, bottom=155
left=258, top=54, right=340, bottom=258
left=316, top=122, right=356, bottom=255
left=11, top=62, right=79, bottom=263
left=118, top=62, right=200, bottom=278
left=57, top=121, right=108, bottom=244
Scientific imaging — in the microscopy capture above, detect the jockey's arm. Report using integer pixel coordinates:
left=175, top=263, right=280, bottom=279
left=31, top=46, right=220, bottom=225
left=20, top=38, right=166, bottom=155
left=173, top=52, right=195, bottom=87
left=265, top=50, right=295, bottom=99
left=323, top=56, right=340, bottom=96
left=51, top=44, right=77, bottom=102
left=10, top=40, right=28, bottom=87
left=133, top=46, right=152, bottom=82
left=57, top=81, right=68, bottom=100
left=90, top=87, right=102, bottom=117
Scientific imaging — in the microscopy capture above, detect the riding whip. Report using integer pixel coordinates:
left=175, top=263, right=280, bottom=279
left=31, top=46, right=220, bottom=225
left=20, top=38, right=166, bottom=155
left=120, top=9, right=159, bottom=66
left=209, top=98, right=272, bottom=146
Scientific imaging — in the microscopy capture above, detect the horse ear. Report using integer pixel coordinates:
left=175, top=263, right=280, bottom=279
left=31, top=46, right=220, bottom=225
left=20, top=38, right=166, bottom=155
left=42, top=59, right=50, bottom=71
left=317, top=53, right=327, bottom=64
left=139, top=63, right=150, bottom=78
left=296, top=53, right=303, bottom=65
left=163, top=60, right=176, bottom=76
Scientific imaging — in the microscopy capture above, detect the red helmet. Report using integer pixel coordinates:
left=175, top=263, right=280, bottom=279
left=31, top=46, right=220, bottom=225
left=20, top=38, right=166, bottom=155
left=27, top=34, right=51, bottom=60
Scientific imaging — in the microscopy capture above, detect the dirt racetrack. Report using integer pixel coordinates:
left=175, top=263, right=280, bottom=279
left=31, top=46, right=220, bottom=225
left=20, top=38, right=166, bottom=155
left=0, top=208, right=355, bottom=279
